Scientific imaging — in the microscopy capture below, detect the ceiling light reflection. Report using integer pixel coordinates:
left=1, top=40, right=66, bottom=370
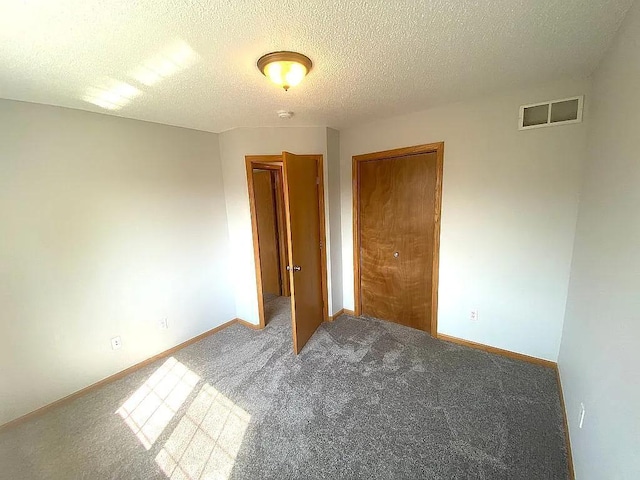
left=83, top=81, right=141, bottom=111
left=131, top=40, right=199, bottom=87
left=82, top=39, right=199, bottom=111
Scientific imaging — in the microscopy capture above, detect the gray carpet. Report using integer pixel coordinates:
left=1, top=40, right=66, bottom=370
left=0, top=296, right=569, bottom=479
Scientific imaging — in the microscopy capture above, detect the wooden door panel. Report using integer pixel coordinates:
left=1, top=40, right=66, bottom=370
left=359, top=153, right=437, bottom=331
left=282, top=152, right=324, bottom=353
left=253, top=170, right=281, bottom=296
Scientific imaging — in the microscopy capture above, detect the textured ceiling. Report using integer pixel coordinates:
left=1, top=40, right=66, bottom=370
left=0, top=0, right=634, bottom=132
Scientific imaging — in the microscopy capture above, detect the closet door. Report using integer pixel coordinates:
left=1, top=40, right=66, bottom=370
left=252, top=170, right=281, bottom=296
left=359, top=152, right=438, bottom=331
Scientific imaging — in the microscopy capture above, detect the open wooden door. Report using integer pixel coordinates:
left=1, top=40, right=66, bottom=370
left=281, top=152, right=326, bottom=353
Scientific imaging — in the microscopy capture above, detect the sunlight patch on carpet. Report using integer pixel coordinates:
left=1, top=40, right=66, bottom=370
left=155, top=383, right=251, bottom=480
left=116, top=357, right=200, bottom=450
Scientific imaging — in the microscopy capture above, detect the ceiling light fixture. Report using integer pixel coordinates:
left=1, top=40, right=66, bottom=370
left=257, top=51, right=312, bottom=91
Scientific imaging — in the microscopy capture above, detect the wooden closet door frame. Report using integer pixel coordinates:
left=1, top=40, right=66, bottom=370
left=352, top=142, right=444, bottom=336
left=246, top=154, right=329, bottom=329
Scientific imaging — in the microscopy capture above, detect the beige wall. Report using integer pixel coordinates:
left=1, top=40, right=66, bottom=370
left=218, top=127, right=337, bottom=325
left=326, top=128, right=343, bottom=314
left=0, top=100, right=234, bottom=425
left=558, top=1, right=640, bottom=477
left=340, top=78, right=591, bottom=361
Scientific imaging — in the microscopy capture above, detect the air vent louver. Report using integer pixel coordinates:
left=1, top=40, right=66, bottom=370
left=519, top=96, right=583, bottom=130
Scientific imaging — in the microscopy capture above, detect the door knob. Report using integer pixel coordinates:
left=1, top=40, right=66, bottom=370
left=393, top=252, right=399, bottom=258
left=287, top=265, right=302, bottom=272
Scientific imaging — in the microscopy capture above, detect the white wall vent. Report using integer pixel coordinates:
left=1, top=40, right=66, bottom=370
left=519, top=96, right=584, bottom=130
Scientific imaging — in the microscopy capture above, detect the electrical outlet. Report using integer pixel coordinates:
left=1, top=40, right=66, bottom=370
left=159, top=318, right=169, bottom=330
left=111, top=336, right=122, bottom=350
left=470, top=309, right=479, bottom=321
left=579, top=403, right=586, bottom=429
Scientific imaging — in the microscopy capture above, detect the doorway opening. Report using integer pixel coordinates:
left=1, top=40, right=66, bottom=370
left=246, top=153, right=329, bottom=353
left=353, top=143, right=444, bottom=336
left=248, top=160, right=290, bottom=329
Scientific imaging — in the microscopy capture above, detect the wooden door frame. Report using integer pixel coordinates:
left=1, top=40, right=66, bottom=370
left=352, top=142, right=444, bottom=336
left=246, top=154, right=329, bottom=329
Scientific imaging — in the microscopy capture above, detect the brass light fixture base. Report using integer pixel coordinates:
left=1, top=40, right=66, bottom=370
left=257, top=51, right=313, bottom=91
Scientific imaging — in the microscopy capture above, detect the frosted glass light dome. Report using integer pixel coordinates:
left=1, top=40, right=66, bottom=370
left=257, top=51, right=313, bottom=91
